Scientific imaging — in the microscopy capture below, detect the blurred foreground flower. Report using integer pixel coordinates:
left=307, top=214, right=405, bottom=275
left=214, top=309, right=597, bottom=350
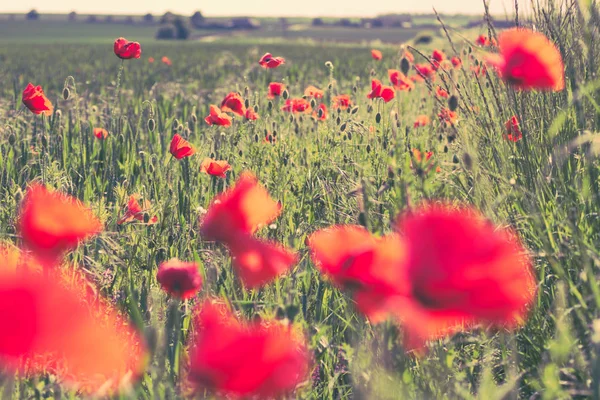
left=157, top=258, right=202, bottom=299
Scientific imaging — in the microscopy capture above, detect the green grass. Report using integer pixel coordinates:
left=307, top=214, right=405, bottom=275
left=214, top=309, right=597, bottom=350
left=1, top=1, right=600, bottom=398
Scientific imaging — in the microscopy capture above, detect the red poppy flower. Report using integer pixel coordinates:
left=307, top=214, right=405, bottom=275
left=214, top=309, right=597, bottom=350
left=259, top=53, right=285, bottom=69
left=93, top=128, right=108, bottom=140
left=0, top=248, right=146, bottom=393
left=436, top=86, right=449, bottom=98
left=22, top=83, right=53, bottom=117
left=431, top=49, right=445, bottom=70
left=413, top=115, right=430, bottom=128
left=281, top=98, right=312, bottom=113
left=200, top=158, right=231, bottom=178
left=18, top=184, right=102, bottom=263
left=371, top=49, right=383, bottom=61
left=504, top=116, right=523, bottom=142
left=117, top=195, right=158, bottom=225
left=451, top=56, right=462, bottom=68
left=304, top=85, right=324, bottom=99
left=403, top=49, right=415, bottom=63
left=188, top=300, right=309, bottom=397
left=245, top=108, right=259, bottom=121
left=205, top=105, right=233, bottom=127
left=332, top=95, right=352, bottom=110
left=393, top=203, right=536, bottom=349
left=486, top=28, right=564, bottom=91
left=471, top=64, right=488, bottom=77
left=313, top=104, right=328, bottom=121
left=169, top=134, right=195, bottom=159
left=413, top=64, right=436, bottom=81
left=220, top=92, right=246, bottom=116
left=268, top=82, right=286, bottom=99
left=199, top=172, right=281, bottom=244
left=388, top=70, right=415, bottom=91
left=148, top=57, right=155, bottom=63
left=157, top=258, right=202, bottom=299
left=367, top=79, right=395, bottom=103
left=228, top=236, right=297, bottom=288
left=161, top=56, right=172, bottom=66
left=308, top=226, right=407, bottom=323
left=438, top=108, right=458, bottom=126
left=113, top=37, right=141, bottom=60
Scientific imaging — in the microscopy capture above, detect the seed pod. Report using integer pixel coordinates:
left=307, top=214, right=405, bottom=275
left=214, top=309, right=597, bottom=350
left=148, top=118, right=156, bottom=132
left=375, top=112, right=381, bottom=124
left=448, top=95, right=459, bottom=111
left=282, top=90, right=289, bottom=100
left=351, top=106, right=359, bottom=115
left=340, top=122, right=347, bottom=132
left=244, top=99, right=250, bottom=108
left=400, top=57, right=410, bottom=75
left=62, top=87, right=70, bottom=100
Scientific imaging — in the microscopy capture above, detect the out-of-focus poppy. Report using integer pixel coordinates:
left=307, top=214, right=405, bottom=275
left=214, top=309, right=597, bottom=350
left=93, top=128, right=108, bottom=140
left=451, top=57, right=462, bottom=68
left=486, top=28, right=564, bottom=91
left=113, top=37, right=141, bottom=59
left=199, top=172, right=281, bottom=244
left=268, top=82, right=286, bottom=99
left=161, top=56, right=172, bottom=66
left=18, top=184, right=102, bottom=264
left=393, top=203, right=536, bottom=349
left=438, top=108, right=458, bottom=126
left=281, top=98, right=312, bottom=113
left=371, top=49, right=383, bottom=61
left=117, top=195, right=158, bottom=225
left=431, top=50, right=445, bottom=70
left=411, top=149, right=440, bottom=174
left=169, top=134, right=195, bottom=159
left=476, top=34, right=496, bottom=47
left=413, top=64, right=436, bottom=82
left=332, top=95, right=352, bottom=110
left=388, top=70, right=415, bottom=91
left=205, top=105, right=233, bottom=127
left=259, top=53, right=285, bottom=69
left=245, top=108, right=259, bottom=121
left=313, top=104, right=328, bottom=121
left=228, top=236, right=297, bottom=288
left=308, top=226, right=407, bottom=322
left=220, top=92, right=246, bottom=116
left=367, top=79, right=395, bottom=103
left=413, top=115, right=430, bottom=128
left=304, top=85, right=324, bottom=99
left=22, top=83, right=53, bottom=116
left=157, top=258, right=202, bottom=299
left=504, top=116, right=523, bottom=142
left=436, top=86, right=449, bottom=98
left=200, top=158, right=232, bottom=178
left=403, top=49, right=415, bottom=63
left=188, top=300, right=309, bottom=398
left=148, top=57, right=155, bottom=63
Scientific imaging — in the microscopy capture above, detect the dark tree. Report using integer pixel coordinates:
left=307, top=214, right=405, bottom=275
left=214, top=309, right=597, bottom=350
left=312, top=18, right=324, bottom=27
left=143, top=13, right=154, bottom=23
left=68, top=11, right=77, bottom=22
left=26, top=9, right=39, bottom=20
left=190, top=11, right=205, bottom=28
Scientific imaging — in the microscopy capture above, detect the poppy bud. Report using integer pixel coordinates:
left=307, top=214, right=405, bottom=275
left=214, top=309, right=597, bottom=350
left=352, top=85, right=358, bottom=93
left=91, top=105, right=98, bottom=113
left=143, top=213, right=151, bottom=224
left=238, top=150, right=243, bottom=156
left=343, top=134, right=347, bottom=141
left=347, top=131, right=352, bottom=140
left=448, top=95, right=459, bottom=112
left=327, top=83, right=333, bottom=90
left=289, top=115, right=294, bottom=123
left=62, top=87, right=70, bottom=100
left=400, top=57, right=410, bottom=75
left=310, top=98, right=316, bottom=109
left=254, top=105, right=259, bottom=112
left=375, top=112, right=381, bottom=124
left=244, top=99, right=250, bottom=109
left=340, top=122, right=347, bottom=132
left=148, top=119, right=156, bottom=132
left=452, top=154, right=459, bottom=164
left=272, top=131, right=277, bottom=137
left=463, top=153, right=473, bottom=170
left=8, top=132, right=16, bottom=146
left=366, top=144, right=371, bottom=153
left=325, top=61, right=334, bottom=71
left=351, top=106, right=359, bottom=115
left=444, top=145, right=448, bottom=153
left=275, top=306, right=286, bottom=320
left=254, top=134, right=259, bottom=142
left=358, top=211, right=367, bottom=227
left=268, top=101, right=273, bottom=111
left=317, top=108, right=324, bottom=118
left=282, top=90, right=289, bottom=100
left=191, top=114, right=197, bottom=124
left=336, top=116, right=341, bottom=125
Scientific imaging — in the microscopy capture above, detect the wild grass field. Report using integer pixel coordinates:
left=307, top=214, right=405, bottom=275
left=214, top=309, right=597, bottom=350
left=1, top=0, right=600, bottom=399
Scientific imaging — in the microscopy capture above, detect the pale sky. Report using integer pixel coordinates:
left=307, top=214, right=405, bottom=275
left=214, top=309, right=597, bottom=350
left=1, top=0, right=514, bottom=17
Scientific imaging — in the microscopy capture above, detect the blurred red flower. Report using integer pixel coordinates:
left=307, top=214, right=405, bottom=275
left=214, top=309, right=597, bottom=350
left=148, top=57, right=155, bottom=63
left=200, top=158, right=231, bottom=178
left=113, top=37, right=141, bottom=59
left=413, top=115, right=430, bottom=128
left=388, top=70, right=414, bottom=91
left=200, top=172, right=281, bottom=244
left=504, top=115, right=523, bottom=142
left=259, top=52, right=285, bottom=68
left=413, top=64, right=436, bottom=82
left=332, top=94, right=352, bottom=110
left=313, top=103, right=328, bottom=121
left=169, top=134, right=195, bottom=159
left=451, top=56, right=462, bottom=68
left=281, top=98, right=312, bottom=113
left=117, top=194, right=158, bottom=225
left=431, top=49, right=445, bottom=70
left=18, top=184, right=102, bottom=263
left=486, top=28, right=564, bottom=91
left=93, top=128, right=108, bottom=140
left=188, top=300, right=309, bottom=397
left=161, top=56, right=172, bottom=66
left=476, top=34, right=490, bottom=47
left=393, top=204, right=536, bottom=349
left=371, top=49, right=383, bottom=60
left=22, top=83, right=53, bottom=116
left=436, top=86, right=449, bottom=98
left=157, top=258, right=202, bottom=299
left=205, top=105, right=233, bottom=127
left=304, top=85, right=324, bottom=99
left=367, top=79, right=395, bottom=103
left=220, top=92, right=246, bottom=116
left=268, top=82, right=286, bottom=99
left=245, top=108, right=259, bottom=121
left=438, top=108, right=458, bottom=126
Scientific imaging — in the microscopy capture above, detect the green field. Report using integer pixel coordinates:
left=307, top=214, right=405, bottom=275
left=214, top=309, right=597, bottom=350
left=1, top=1, right=600, bottom=399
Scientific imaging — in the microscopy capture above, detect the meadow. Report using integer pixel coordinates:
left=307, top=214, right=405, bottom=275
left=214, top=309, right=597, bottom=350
left=1, top=1, right=600, bottom=399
